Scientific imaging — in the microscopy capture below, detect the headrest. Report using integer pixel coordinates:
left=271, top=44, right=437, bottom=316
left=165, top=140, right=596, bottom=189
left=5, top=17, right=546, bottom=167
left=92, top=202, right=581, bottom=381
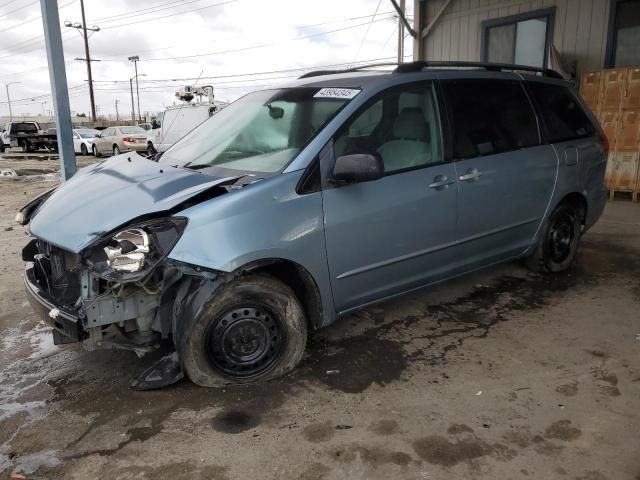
left=393, top=107, right=429, bottom=141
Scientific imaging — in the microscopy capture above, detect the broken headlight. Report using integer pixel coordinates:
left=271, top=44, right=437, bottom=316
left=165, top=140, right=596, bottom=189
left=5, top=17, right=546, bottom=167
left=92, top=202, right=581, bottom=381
left=84, top=217, right=188, bottom=280
left=104, top=228, right=150, bottom=272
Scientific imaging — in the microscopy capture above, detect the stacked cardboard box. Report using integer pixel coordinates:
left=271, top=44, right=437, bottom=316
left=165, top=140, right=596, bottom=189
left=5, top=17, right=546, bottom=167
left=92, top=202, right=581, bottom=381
left=581, top=67, right=640, bottom=201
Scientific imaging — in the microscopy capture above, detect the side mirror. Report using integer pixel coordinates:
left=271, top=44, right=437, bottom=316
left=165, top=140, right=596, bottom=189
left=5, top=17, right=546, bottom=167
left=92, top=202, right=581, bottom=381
left=331, top=154, right=384, bottom=184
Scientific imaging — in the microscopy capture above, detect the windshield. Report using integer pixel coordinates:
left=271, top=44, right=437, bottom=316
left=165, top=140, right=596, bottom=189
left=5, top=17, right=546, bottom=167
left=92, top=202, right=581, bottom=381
left=78, top=129, right=99, bottom=138
left=160, top=87, right=357, bottom=174
left=120, top=127, right=146, bottom=135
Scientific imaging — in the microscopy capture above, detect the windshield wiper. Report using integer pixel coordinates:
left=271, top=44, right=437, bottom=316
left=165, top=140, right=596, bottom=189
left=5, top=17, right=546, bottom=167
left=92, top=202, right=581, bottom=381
left=180, top=162, right=210, bottom=170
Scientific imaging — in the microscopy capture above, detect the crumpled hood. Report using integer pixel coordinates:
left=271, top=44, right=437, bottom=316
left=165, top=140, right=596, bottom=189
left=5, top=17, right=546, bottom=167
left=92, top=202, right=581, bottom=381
left=29, top=153, right=233, bottom=253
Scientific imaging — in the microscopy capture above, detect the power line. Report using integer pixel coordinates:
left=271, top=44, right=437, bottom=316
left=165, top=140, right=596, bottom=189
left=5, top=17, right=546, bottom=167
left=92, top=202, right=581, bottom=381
left=102, top=10, right=395, bottom=57
left=0, top=0, right=77, bottom=34
left=0, top=0, right=38, bottom=18
left=100, top=0, right=238, bottom=30
left=88, top=55, right=401, bottom=85
left=0, top=0, right=25, bottom=9
left=125, top=16, right=394, bottom=62
left=95, top=0, right=212, bottom=24
left=353, top=0, right=384, bottom=63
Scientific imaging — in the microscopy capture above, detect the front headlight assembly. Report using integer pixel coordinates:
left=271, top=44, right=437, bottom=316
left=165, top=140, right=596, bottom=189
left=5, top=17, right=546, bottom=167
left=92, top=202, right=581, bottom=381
left=84, top=217, right=188, bottom=280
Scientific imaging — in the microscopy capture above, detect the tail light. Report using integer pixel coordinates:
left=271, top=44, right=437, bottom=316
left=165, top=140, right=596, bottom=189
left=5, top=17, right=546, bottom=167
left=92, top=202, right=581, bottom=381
left=598, top=131, right=609, bottom=156
left=122, top=136, right=134, bottom=143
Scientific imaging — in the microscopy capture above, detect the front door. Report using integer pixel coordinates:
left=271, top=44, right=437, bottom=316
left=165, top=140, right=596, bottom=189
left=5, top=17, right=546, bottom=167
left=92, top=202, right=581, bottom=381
left=322, top=82, right=459, bottom=312
left=440, top=77, right=558, bottom=269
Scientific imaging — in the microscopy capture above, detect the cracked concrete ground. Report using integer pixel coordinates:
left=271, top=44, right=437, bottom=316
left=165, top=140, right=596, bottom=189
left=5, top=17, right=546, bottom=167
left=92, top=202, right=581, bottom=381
left=0, top=151, right=639, bottom=480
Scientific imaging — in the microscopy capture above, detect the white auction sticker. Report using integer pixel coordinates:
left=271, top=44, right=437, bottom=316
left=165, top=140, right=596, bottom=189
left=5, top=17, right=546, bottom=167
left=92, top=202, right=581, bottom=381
left=314, top=88, right=360, bottom=99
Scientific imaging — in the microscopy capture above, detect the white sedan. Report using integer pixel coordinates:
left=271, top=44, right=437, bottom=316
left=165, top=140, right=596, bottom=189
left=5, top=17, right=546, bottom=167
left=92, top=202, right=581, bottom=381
left=73, top=128, right=99, bottom=156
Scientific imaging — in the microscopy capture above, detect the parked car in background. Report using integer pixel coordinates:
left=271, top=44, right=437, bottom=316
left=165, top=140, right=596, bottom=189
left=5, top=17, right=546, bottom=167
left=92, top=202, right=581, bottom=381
left=19, top=62, right=607, bottom=389
left=72, top=128, right=99, bottom=156
left=2, top=122, right=57, bottom=152
left=92, top=126, right=148, bottom=156
left=146, top=103, right=217, bottom=155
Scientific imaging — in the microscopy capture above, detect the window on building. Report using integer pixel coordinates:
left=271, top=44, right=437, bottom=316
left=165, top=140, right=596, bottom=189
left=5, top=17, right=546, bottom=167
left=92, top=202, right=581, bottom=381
left=607, top=0, right=640, bottom=67
left=482, top=9, right=554, bottom=68
left=441, top=79, right=539, bottom=159
left=528, top=82, right=595, bottom=143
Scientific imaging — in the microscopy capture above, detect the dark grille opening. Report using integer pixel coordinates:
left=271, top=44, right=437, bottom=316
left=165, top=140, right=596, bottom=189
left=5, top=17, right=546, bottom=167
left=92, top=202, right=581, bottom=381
left=34, top=241, right=82, bottom=308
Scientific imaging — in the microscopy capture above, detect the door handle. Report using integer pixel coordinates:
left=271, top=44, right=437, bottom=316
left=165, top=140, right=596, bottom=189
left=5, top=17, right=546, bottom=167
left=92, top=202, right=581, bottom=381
left=459, top=169, right=481, bottom=181
left=428, top=176, right=455, bottom=189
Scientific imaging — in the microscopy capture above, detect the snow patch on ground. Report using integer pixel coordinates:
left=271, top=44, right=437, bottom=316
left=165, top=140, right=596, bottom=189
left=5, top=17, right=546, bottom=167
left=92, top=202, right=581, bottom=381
left=0, top=401, right=47, bottom=422
left=0, top=449, right=61, bottom=475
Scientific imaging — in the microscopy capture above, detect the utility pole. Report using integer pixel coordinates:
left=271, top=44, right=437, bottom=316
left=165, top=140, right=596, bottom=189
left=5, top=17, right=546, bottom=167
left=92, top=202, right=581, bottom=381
left=397, top=0, right=405, bottom=63
left=40, top=0, right=76, bottom=180
left=128, top=56, right=142, bottom=123
left=64, top=0, right=100, bottom=122
left=4, top=82, right=20, bottom=121
left=114, top=99, right=119, bottom=120
left=129, top=78, right=136, bottom=121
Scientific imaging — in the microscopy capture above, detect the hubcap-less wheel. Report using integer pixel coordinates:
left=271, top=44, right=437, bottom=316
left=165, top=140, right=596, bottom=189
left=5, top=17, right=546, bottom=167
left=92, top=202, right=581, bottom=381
left=205, top=306, right=285, bottom=378
left=547, top=213, right=575, bottom=263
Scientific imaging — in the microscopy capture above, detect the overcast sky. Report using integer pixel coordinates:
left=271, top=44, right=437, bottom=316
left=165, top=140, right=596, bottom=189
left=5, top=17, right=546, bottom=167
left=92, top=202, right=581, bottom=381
left=0, top=0, right=413, bottom=118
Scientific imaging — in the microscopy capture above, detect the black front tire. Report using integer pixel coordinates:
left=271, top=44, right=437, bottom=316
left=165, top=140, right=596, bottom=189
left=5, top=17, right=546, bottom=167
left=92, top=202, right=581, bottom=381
left=81, top=143, right=88, bottom=156
left=181, top=275, right=308, bottom=387
left=526, top=203, right=582, bottom=273
left=92, top=144, right=101, bottom=157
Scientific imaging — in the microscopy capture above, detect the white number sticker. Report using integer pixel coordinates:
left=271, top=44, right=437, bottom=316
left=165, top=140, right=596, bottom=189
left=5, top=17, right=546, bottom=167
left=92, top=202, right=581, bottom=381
left=314, top=88, right=360, bottom=99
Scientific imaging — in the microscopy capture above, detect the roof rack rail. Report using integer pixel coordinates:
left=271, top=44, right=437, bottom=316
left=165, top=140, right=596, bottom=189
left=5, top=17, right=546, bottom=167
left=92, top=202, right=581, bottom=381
left=393, top=61, right=563, bottom=79
left=298, top=62, right=399, bottom=79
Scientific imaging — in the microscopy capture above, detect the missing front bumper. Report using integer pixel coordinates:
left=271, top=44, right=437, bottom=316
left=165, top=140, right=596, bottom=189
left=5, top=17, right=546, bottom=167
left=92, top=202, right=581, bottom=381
left=24, top=266, right=86, bottom=344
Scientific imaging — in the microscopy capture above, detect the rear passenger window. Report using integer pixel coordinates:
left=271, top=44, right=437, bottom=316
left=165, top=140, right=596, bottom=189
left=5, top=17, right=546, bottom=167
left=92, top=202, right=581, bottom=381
left=528, top=82, right=595, bottom=142
left=442, top=79, right=539, bottom=159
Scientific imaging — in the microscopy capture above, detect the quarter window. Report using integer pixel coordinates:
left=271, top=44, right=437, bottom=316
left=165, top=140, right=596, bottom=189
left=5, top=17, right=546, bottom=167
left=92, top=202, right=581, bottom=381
left=333, top=83, right=442, bottom=174
left=528, top=82, right=595, bottom=143
left=442, top=79, right=539, bottom=159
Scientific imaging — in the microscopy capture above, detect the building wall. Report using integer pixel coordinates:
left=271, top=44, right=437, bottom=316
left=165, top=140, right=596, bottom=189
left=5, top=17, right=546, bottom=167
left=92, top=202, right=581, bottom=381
left=414, top=0, right=612, bottom=75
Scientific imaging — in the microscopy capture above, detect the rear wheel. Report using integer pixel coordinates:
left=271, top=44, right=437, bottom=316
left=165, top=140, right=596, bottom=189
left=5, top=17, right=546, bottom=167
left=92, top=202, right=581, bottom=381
left=80, top=143, right=88, bottom=156
left=21, top=141, right=31, bottom=153
left=147, top=143, right=156, bottom=156
left=526, top=202, right=582, bottom=273
left=92, top=144, right=100, bottom=157
left=112, top=145, right=120, bottom=156
left=181, top=275, right=307, bottom=387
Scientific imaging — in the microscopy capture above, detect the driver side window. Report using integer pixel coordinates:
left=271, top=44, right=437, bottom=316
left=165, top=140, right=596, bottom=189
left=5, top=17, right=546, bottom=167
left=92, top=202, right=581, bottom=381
left=333, top=83, right=441, bottom=174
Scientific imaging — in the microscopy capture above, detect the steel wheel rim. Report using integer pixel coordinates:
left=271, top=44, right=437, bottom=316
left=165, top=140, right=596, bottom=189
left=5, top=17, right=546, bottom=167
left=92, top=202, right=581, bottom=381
left=548, top=213, right=575, bottom=263
left=205, top=306, right=286, bottom=378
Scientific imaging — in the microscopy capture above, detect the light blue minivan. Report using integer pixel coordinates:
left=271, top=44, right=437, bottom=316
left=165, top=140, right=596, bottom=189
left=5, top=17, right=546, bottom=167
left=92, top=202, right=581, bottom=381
left=20, top=62, right=608, bottom=389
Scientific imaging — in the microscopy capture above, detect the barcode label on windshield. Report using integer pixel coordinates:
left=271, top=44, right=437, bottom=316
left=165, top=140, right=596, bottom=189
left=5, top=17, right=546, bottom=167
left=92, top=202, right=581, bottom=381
left=314, top=88, right=360, bottom=99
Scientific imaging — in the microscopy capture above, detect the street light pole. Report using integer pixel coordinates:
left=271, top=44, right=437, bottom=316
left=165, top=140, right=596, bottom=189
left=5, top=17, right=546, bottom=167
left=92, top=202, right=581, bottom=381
left=128, top=55, right=142, bottom=123
left=4, top=82, right=20, bottom=122
left=129, top=77, right=135, bottom=121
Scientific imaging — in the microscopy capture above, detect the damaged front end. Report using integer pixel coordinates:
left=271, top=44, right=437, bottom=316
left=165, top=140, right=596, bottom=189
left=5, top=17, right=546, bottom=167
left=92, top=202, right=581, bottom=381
left=22, top=215, right=220, bottom=388
left=23, top=217, right=195, bottom=354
